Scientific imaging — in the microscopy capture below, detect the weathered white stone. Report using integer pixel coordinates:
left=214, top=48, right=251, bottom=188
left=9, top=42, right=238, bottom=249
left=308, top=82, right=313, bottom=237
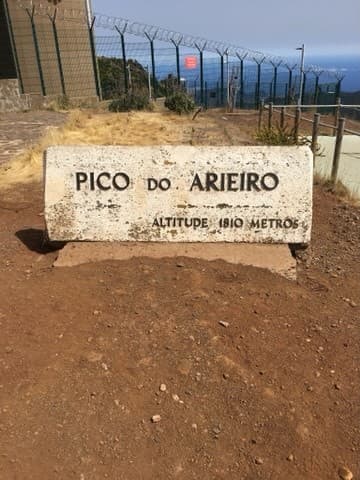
left=44, top=145, right=313, bottom=243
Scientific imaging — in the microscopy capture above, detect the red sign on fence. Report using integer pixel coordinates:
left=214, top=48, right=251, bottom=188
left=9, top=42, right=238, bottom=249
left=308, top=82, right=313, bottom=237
left=184, top=56, right=197, bottom=69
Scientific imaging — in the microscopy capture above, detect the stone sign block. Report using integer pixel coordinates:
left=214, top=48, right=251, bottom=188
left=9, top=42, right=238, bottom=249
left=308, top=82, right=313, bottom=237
left=44, top=145, right=313, bottom=243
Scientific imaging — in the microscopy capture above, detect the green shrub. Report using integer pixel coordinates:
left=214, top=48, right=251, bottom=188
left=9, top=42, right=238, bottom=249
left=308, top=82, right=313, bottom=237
left=108, top=92, right=151, bottom=112
left=255, top=124, right=297, bottom=145
left=165, top=90, right=195, bottom=115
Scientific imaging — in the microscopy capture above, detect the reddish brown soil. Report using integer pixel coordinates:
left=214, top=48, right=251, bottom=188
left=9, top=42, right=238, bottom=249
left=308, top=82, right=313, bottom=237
left=0, top=180, right=359, bottom=480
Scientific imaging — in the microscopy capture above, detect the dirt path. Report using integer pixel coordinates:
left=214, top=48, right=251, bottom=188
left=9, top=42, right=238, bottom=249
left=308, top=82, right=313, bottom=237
left=0, top=111, right=359, bottom=479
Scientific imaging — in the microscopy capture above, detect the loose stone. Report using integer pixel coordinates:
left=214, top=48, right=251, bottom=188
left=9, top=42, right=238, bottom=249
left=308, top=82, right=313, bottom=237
left=338, top=466, right=353, bottom=480
left=151, top=415, right=161, bottom=423
left=219, top=321, right=230, bottom=328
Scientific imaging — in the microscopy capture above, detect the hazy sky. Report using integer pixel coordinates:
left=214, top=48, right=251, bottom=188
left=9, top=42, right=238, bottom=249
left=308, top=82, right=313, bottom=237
left=92, top=0, right=360, bottom=56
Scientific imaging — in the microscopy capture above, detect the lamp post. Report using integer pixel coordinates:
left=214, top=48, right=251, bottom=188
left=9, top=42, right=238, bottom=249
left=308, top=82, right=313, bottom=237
left=296, top=44, right=305, bottom=106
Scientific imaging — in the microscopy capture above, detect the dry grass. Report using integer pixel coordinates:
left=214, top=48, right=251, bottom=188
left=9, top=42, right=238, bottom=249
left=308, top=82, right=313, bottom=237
left=0, top=109, right=197, bottom=190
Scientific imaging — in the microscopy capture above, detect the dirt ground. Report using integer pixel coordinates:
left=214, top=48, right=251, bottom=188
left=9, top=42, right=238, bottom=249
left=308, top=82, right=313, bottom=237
left=0, top=109, right=359, bottom=480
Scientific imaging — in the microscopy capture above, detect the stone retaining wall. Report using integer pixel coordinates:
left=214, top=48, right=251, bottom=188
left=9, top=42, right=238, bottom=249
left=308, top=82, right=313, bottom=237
left=0, top=79, right=31, bottom=112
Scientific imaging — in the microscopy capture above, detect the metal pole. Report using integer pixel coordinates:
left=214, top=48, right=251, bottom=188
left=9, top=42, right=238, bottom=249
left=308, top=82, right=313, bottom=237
left=226, top=52, right=230, bottom=110
left=301, top=72, right=307, bottom=105
left=256, top=62, right=261, bottom=109
left=146, top=66, right=152, bottom=101
left=195, top=43, right=205, bottom=105
left=331, top=117, right=345, bottom=183
left=240, top=58, right=244, bottom=108
left=273, top=66, right=278, bottom=103
left=236, top=53, right=247, bottom=109
left=297, top=44, right=305, bottom=106
left=313, top=74, right=320, bottom=105
left=220, top=54, right=224, bottom=106
left=115, top=26, right=129, bottom=94
left=88, top=17, right=102, bottom=100
left=3, top=0, right=24, bottom=93
left=171, top=39, right=181, bottom=85
left=254, top=58, right=264, bottom=110
left=26, top=7, right=46, bottom=96
left=149, top=38, right=157, bottom=98
left=200, top=50, right=204, bottom=105
left=49, top=10, right=66, bottom=96
left=286, top=66, right=295, bottom=104
left=175, top=44, right=180, bottom=85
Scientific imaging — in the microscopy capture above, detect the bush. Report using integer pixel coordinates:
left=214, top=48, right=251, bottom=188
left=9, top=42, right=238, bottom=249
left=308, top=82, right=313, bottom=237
left=108, top=92, right=151, bottom=112
left=255, top=124, right=297, bottom=145
left=165, top=90, right=195, bottom=115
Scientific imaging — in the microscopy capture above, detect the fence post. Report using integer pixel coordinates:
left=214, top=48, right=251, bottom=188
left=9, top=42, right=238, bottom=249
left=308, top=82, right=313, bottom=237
left=88, top=17, right=102, bottom=100
left=171, top=39, right=181, bottom=86
left=239, top=54, right=247, bottom=109
left=258, top=99, right=264, bottom=129
left=287, top=68, right=293, bottom=104
left=280, top=107, right=285, bottom=129
left=26, top=6, right=46, bottom=96
left=271, top=61, right=281, bottom=104
left=115, top=26, right=129, bottom=94
left=268, top=102, right=273, bottom=129
left=311, top=113, right=321, bottom=166
left=333, top=97, right=341, bottom=136
left=217, top=50, right=225, bottom=107
left=145, top=33, right=157, bottom=99
left=331, top=117, right=345, bottom=184
left=301, top=72, right=307, bottom=105
left=195, top=43, right=206, bottom=106
left=254, top=57, right=265, bottom=109
left=294, top=106, right=301, bottom=143
left=48, top=10, right=66, bottom=96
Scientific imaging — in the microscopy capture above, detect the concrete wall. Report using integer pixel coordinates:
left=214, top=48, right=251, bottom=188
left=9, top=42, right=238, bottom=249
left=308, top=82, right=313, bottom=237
left=5, top=0, right=98, bottom=99
left=314, top=135, right=360, bottom=200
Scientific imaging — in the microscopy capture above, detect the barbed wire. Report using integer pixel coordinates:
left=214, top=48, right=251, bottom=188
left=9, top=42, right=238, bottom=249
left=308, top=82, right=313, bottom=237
left=15, top=0, right=340, bottom=79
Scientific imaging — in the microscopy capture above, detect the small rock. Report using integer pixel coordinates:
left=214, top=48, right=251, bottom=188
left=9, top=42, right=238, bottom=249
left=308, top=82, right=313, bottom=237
left=287, top=454, right=294, bottom=462
left=338, top=466, right=353, bottom=480
left=334, top=383, right=341, bottom=390
left=255, top=457, right=264, bottom=465
left=93, top=310, right=100, bottom=316
left=176, top=263, right=185, bottom=268
left=213, top=426, right=221, bottom=435
left=172, top=394, right=180, bottom=402
left=5, top=347, right=13, bottom=354
left=191, top=423, right=197, bottom=430
left=101, top=363, right=109, bottom=371
left=219, top=321, right=229, bottom=328
left=159, top=384, right=167, bottom=392
left=223, top=373, right=230, bottom=380
left=349, top=301, right=357, bottom=308
left=151, top=415, right=161, bottom=423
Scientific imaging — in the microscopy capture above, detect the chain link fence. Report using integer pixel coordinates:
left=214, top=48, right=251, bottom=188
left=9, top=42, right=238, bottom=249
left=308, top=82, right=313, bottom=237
left=3, top=1, right=355, bottom=111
